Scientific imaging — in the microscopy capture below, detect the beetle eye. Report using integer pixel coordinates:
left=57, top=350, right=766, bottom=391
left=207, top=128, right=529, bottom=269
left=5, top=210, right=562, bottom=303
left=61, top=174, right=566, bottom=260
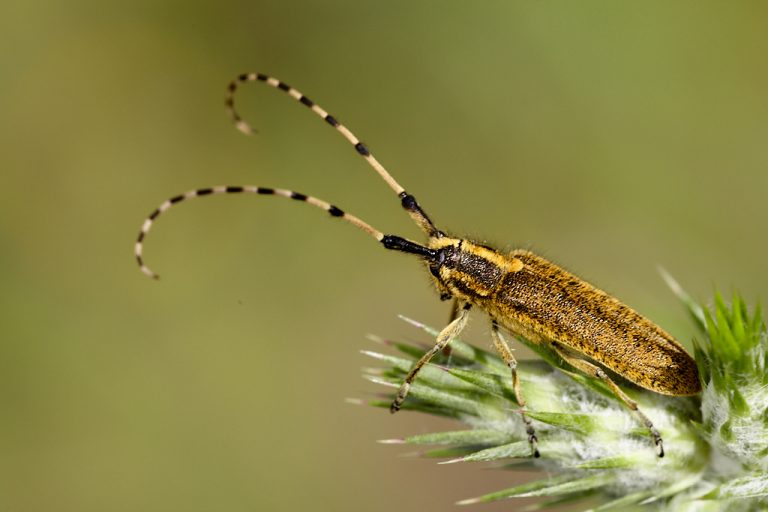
left=429, top=250, right=446, bottom=278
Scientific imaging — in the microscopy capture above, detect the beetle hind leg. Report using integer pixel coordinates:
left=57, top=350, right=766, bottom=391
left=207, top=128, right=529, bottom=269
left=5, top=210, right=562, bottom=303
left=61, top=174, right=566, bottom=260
left=550, top=342, right=664, bottom=457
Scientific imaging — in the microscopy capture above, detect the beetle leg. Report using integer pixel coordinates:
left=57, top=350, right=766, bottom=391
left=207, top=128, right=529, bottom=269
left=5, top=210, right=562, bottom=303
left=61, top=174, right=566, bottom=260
left=550, top=342, right=664, bottom=457
left=490, top=321, right=540, bottom=458
left=447, top=297, right=460, bottom=322
left=390, top=303, right=471, bottom=413
left=440, top=298, right=462, bottom=359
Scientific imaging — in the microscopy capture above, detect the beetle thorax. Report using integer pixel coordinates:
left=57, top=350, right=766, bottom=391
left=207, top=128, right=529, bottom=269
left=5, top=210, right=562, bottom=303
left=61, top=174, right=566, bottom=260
left=427, top=238, right=520, bottom=301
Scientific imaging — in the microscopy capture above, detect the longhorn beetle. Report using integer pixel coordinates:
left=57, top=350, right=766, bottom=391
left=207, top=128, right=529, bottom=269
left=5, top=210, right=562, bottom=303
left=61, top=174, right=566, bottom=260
left=135, top=72, right=702, bottom=458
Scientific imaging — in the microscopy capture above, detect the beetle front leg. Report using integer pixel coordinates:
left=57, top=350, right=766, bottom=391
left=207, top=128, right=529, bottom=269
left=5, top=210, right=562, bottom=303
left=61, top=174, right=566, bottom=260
left=390, top=303, right=471, bottom=413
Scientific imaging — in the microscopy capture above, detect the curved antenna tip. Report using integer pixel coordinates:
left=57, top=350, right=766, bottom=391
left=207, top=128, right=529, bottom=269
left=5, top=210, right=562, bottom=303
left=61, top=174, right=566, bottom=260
left=140, top=266, right=160, bottom=280
left=235, top=120, right=254, bottom=135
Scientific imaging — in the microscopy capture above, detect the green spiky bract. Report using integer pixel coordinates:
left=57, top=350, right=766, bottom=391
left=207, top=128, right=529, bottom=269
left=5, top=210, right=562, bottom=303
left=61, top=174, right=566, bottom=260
left=363, top=286, right=767, bottom=511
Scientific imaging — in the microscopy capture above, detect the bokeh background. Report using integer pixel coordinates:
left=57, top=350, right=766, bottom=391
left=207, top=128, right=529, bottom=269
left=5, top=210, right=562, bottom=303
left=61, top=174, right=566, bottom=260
left=2, top=2, right=767, bottom=511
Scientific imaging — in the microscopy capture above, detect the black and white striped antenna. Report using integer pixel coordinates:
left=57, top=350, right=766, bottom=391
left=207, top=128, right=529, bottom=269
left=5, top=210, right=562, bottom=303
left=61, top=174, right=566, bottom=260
left=135, top=73, right=442, bottom=280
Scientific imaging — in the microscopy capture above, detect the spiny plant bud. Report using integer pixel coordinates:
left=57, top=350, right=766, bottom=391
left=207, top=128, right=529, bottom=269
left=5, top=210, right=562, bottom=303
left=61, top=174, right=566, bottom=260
left=363, top=287, right=768, bottom=510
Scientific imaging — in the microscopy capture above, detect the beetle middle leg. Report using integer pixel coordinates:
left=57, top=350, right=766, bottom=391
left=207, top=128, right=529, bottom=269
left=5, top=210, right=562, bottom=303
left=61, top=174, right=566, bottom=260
left=490, top=321, right=540, bottom=458
left=390, top=303, right=471, bottom=413
left=550, top=342, right=664, bottom=457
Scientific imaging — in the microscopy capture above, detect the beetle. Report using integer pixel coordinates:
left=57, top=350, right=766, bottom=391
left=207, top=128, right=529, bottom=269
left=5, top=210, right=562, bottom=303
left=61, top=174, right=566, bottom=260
left=135, top=73, right=702, bottom=458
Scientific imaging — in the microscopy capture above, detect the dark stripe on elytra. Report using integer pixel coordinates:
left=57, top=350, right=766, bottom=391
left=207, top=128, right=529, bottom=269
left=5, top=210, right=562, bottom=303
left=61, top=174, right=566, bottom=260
left=328, top=205, right=344, bottom=217
left=290, top=192, right=307, bottom=201
left=277, top=82, right=290, bottom=92
left=354, top=142, right=370, bottom=156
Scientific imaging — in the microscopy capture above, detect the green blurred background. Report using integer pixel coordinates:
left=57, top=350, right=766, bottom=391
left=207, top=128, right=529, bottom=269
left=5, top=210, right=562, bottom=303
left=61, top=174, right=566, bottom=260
left=1, top=1, right=767, bottom=511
